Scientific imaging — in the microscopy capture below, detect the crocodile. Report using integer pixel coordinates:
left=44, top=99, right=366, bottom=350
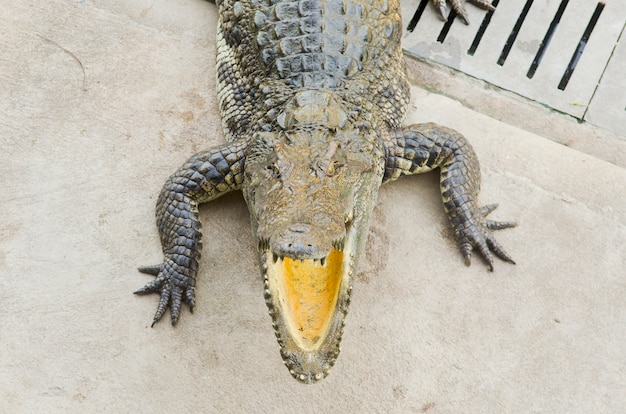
left=136, top=0, right=514, bottom=384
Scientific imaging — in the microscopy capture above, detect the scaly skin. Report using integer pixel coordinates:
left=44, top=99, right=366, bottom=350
left=137, top=0, right=514, bottom=383
left=432, top=0, right=495, bottom=24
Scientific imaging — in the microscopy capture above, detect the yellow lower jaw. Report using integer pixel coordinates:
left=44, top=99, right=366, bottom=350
left=274, top=248, right=344, bottom=352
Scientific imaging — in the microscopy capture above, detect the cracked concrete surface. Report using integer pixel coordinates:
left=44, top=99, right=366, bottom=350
left=1, top=1, right=624, bottom=413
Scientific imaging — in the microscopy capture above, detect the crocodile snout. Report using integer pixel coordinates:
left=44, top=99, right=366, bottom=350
left=289, top=223, right=311, bottom=233
left=273, top=223, right=326, bottom=259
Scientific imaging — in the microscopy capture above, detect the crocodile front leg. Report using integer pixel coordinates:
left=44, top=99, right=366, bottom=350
left=432, top=0, right=495, bottom=24
left=136, top=139, right=247, bottom=326
left=383, top=123, right=515, bottom=270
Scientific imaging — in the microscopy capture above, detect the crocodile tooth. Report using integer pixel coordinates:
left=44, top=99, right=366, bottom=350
left=345, top=210, right=354, bottom=225
left=260, top=238, right=267, bottom=251
left=333, top=238, right=345, bottom=251
left=272, top=253, right=278, bottom=263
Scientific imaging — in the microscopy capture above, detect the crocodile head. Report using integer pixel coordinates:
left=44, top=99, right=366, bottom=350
left=243, top=125, right=384, bottom=383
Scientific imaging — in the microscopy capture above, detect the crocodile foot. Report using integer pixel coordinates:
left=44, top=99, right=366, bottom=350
left=432, top=0, right=495, bottom=25
left=135, top=258, right=196, bottom=326
left=457, top=203, right=516, bottom=271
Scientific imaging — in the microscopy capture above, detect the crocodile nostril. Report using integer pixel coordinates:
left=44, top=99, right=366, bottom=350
left=288, top=242, right=312, bottom=247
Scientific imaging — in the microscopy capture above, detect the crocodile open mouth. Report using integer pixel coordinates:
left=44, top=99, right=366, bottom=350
left=268, top=247, right=344, bottom=351
left=261, top=214, right=356, bottom=383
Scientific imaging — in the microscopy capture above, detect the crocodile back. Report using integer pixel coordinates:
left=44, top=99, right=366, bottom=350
left=216, top=0, right=410, bottom=141
left=253, top=0, right=385, bottom=88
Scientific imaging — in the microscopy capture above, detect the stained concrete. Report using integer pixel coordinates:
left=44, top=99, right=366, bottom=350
left=401, top=0, right=626, bottom=136
left=1, top=1, right=624, bottom=413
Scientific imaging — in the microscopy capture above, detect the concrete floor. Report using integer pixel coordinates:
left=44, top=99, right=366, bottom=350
left=1, top=1, right=624, bottom=413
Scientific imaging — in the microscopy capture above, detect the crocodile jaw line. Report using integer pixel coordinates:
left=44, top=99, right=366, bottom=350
left=262, top=217, right=355, bottom=384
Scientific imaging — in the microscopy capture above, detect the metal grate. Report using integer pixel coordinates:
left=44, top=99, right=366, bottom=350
left=402, top=0, right=626, bottom=138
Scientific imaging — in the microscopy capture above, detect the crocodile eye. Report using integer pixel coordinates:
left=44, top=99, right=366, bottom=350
left=327, top=161, right=344, bottom=177
left=265, top=164, right=280, bottom=179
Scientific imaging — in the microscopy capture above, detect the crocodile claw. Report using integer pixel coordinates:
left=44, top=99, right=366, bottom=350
left=438, top=4, right=448, bottom=21
left=135, top=259, right=196, bottom=326
left=433, top=0, right=495, bottom=25
left=458, top=203, right=516, bottom=271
